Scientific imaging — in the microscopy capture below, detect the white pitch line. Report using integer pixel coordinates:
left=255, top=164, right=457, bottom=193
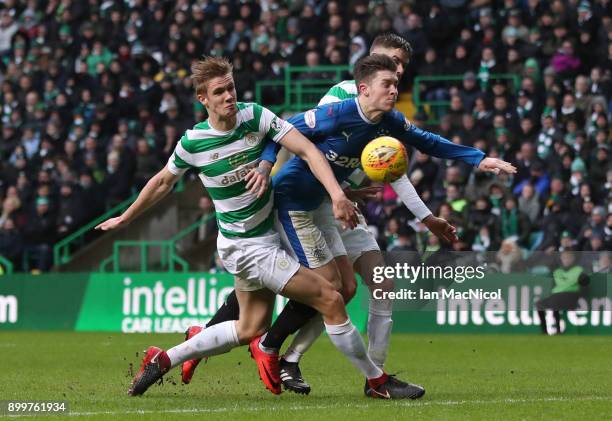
left=3, top=396, right=610, bottom=418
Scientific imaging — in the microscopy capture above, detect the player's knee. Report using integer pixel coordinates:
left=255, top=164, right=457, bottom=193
left=318, top=287, right=344, bottom=316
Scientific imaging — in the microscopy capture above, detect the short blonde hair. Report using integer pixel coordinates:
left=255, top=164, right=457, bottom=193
left=191, top=56, right=233, bottom=96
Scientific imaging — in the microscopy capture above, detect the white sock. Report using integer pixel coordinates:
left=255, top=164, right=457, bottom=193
left=367, top=298, right=393, bottom=369
left=166, top=320, right=239, bottom=368
left=325, top=318, right=383, bottom=379
left=283, top=315, right=324, bottom=363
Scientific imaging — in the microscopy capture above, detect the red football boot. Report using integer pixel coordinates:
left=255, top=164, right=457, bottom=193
left=128, top=346, right=170, bottom=396
left=248, top=335, right=281, bottom=395
left=181, top=326, right=206, bottom=384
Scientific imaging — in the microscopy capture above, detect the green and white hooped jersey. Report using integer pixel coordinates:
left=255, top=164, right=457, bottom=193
left=318, top=80, right=358, bottom=106
left=167, top=102, right=293, bottom=238
left=318, top=80, right=367, bottom=188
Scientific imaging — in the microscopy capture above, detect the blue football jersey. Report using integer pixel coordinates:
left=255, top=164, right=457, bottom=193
left=269, top=98, right=485, bottom=211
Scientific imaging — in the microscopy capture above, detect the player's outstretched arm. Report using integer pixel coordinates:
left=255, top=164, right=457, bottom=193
left=397, top=116, right=516, bottom=175
left=390, top=175, right=458, bottom=243
left=95, top=167, right=181, bottom=231
left=279, top=128, right=359, bottom=228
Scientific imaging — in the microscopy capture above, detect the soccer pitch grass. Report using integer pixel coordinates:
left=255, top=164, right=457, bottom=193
left=1, top=332, right=610, bottom=420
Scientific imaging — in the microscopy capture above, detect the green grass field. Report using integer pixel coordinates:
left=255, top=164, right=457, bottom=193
left=1, top=332, right=610, bottom=420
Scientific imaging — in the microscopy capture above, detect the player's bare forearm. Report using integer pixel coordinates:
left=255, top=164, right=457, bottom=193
left=123, top=171, right=175, bottom=220
left=95, top=167, right=179, bottom=230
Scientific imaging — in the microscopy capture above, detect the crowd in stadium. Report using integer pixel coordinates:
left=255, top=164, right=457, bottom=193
left=0, top=0, right=610, bottom=272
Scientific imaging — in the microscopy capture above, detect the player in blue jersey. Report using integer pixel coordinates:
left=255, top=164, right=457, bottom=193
left=273, top=35, right=456, bottom=395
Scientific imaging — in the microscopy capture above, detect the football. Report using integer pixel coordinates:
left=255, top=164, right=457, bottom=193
left=360, top=136, right=408, bottom=183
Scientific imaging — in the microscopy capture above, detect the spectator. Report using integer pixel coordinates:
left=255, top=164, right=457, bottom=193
left=518, top=183, right=541, bottom=225
left=496, top=237, right=524, bottom=273
left=348, top=36, right=368, bottom=67
left=0, top=9, right=18, bottom=56
left=577, top=206, right=607, bottom=248
left=590, top=145, right=610, bottom=189
left=56, top=183, right=84, bottom=239
left=574, top=75, right=593, bottom=112
left=473, top=96, right=493, bottom=128
left=500, top=196, right=532, bottom=247
left=472, top=226, right=494, bottom=252
left=514, top=127, right=538, bottom=169
left=134, top=138, right=160, bottom=191
left=571, top=183, right=595, bottom=214
left=536, top=114, right=560, bottom=159
left=458, top=71, right=481, bottom=112
left=551, top=39, right=581, bottom=80
left=366, top=3, right=391, bottom=38
left=420, top=48, right=449, bottom=106
left=447, top=95, right=465, bottom=130
left=392, top=2, right=413, bottom=35
left=445, top=183, right=468, bottom=215
left=102, top=150, right=133, bottom=208
left=78, top=171, right=104, bottom=223
left=516, top=90, right=538, bottom=122
left=23, top=197, right=55, bottom=271
left=1, top=185, right=26, bottom=227
left=401, top=13, right=427, bottom=64
left=0, top=218, right=23, bottom=265
left=477, top=46, right=502, bottom=89
left=383, top=217, right=401, bottom=250
left=298, top=51, right=323, bottom=80
left=513, top=161, right=550, bottom=198
left=423, top=3, right=451, bottom=52
left=467, top=196, right=500, bottom=246
left=584, top=232, right=605, bottom=253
